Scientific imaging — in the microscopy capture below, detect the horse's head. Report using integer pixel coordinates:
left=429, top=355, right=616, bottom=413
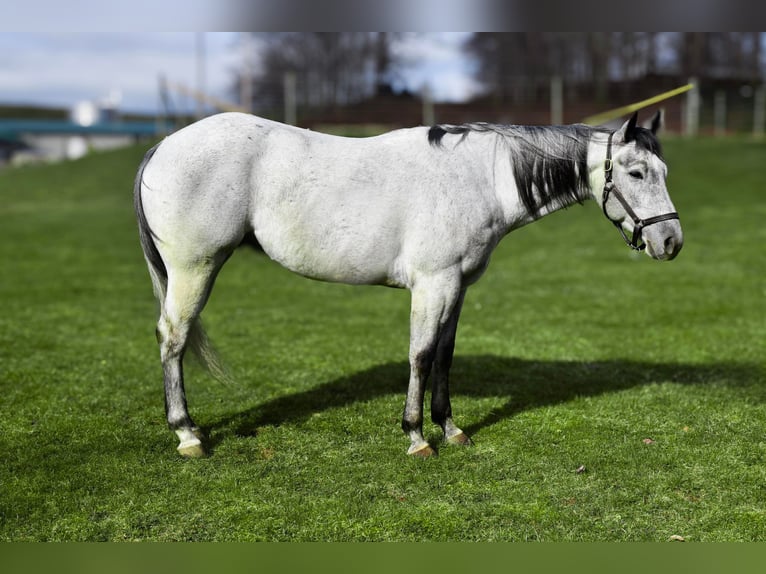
left=598, top=111, right=683, bottom=261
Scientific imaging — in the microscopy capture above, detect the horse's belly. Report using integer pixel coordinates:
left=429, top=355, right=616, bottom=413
left=253, top=214, right=403, bottom=286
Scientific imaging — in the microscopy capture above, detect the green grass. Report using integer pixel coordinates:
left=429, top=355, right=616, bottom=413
left=1, top=134, right=764, bottom=541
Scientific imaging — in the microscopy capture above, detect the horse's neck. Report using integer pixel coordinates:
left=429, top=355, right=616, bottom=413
left=492, top=125, right=599, bottom=231
left=586, top=131, right=611, bottom=207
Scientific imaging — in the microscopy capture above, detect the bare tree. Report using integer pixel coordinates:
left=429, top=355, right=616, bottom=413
left=234, top=33, right=401, bottom=118
left=466, top=33, right=613, bottom=104
left=669, top=32, right=765, bottom=81
left=466, top=33, right=561, bottom=104
left=467, top=32, right=765, bottom=106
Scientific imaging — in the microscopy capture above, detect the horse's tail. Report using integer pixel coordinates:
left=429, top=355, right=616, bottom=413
left=134, top=143, right=167, bottom=307
left=134, top=142, right=231, bottom=383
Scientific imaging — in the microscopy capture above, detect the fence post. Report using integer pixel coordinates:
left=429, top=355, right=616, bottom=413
left=422, top=84, right=435, bottom=127
left=284, top=71, right=297, bottom=126
left=754, top=84, right=765, bottom=139
left=550, top=76, right=563, bottom=125
left=239, top=35, right=254, bottom=114
left=684, top=77, right=700, bottom=137
left=713, top=90, right=726, bottom=137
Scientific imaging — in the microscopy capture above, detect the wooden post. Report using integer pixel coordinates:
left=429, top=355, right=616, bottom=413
left=284, top=71, right=297, bottom=125
left=422, top=84, right=435, bottom=127
left=684, top=77, right=699, bottom=137
left=713, top=90, right=726, bottom=137
left=754, top=84, right=765, bottom=139
left=550, top=76, right=563, bottom=125
left=240, top=35, right=254, bottom=114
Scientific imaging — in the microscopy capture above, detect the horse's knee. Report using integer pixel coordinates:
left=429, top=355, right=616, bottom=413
left=410, top=347, right=436, bottom=375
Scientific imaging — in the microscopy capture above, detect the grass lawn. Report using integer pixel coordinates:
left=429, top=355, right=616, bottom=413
left=0, top=132, right=764, bottom=541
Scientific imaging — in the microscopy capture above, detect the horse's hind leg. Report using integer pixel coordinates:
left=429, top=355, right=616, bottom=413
left=430, top=289, right=472, bottom=447
left=158, top=261, right=223, bottom=457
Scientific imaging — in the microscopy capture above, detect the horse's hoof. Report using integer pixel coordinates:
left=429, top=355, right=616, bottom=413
left=175, top=427, right=207, bottom=458
left=408, top=444, right=437, bottom=458
left=177, top=438, right=207, bottom=458
left=446, top=432, right=473, bottom=446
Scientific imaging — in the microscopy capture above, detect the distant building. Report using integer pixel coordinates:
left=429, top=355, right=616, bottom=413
left=0, top=97, right=159, bottom=166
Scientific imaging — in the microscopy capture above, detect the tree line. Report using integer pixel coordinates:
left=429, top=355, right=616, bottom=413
left=236, top=32, right=764, bottom=114
left=235, top=33, right=395, bottom=113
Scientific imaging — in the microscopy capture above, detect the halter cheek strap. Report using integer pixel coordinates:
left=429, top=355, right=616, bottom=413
left=601, top=132, right=680, bottom=251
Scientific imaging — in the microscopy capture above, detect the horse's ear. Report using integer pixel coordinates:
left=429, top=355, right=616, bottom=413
left=647, top=109, right=663, bottom=135
left=614, top=112, right=639, bottom=143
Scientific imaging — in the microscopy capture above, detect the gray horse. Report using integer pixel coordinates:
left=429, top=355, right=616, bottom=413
left=134, top=111, right=682, bottom=458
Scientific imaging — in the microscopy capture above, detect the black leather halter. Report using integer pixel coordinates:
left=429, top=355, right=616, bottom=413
left=602, top=132, right=680, bottom=251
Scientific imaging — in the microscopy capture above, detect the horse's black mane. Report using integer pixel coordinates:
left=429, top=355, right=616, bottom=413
left=629, top=127, right=663, bottom=159
left=428, top=122, right=662, bottom=216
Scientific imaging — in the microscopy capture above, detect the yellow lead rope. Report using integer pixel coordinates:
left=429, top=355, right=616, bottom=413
left=582, top=83, right=695, bottom=125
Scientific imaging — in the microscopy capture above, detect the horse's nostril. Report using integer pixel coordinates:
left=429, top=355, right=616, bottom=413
left=664, top=234, right=683, bottom=258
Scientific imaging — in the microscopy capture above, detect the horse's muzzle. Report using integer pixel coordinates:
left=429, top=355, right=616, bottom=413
left=644, top=221, right=684, bottom=261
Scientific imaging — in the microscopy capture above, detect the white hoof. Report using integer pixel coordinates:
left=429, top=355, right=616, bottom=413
left=177, top=438, right=207, bottom=458
left=176, top=428, right=207, bottom=458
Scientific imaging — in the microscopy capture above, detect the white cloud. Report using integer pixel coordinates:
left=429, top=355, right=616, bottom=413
left=0, top=32, right=478, bottom=112
left=394, top=33, right=468, bottom=63
left=0, top=1, right=225, bottom=32
left=392, top=33, right=480, bottom=101
left=0, top=33, right=240, bottom=112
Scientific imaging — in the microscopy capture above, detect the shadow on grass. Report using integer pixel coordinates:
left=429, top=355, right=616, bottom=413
left=207, top=355, right=764, bottom=448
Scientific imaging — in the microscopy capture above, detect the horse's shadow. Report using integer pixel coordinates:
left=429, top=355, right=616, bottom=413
left=208, top=355, right=763, bottom=445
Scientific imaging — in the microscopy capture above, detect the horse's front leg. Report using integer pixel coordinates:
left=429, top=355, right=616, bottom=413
left=430, top=288, right=472, bottom=447
left=402, top=274, right=462, bottom=458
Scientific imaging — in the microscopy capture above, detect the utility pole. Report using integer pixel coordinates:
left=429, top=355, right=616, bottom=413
left=196, top=33, right=206, bottom=120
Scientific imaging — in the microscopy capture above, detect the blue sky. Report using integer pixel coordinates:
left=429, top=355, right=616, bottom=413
left=0, top=33, right=480, bottom=114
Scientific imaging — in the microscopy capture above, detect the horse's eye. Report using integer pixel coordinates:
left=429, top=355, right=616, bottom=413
left=629, top=170, right=644, bottom=180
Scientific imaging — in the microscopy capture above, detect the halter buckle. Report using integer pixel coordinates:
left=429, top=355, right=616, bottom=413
left=604, top=158, right=613, bottom=173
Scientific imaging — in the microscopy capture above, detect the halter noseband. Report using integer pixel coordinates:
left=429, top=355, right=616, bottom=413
left=602, top=132, right=680, bottom=251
